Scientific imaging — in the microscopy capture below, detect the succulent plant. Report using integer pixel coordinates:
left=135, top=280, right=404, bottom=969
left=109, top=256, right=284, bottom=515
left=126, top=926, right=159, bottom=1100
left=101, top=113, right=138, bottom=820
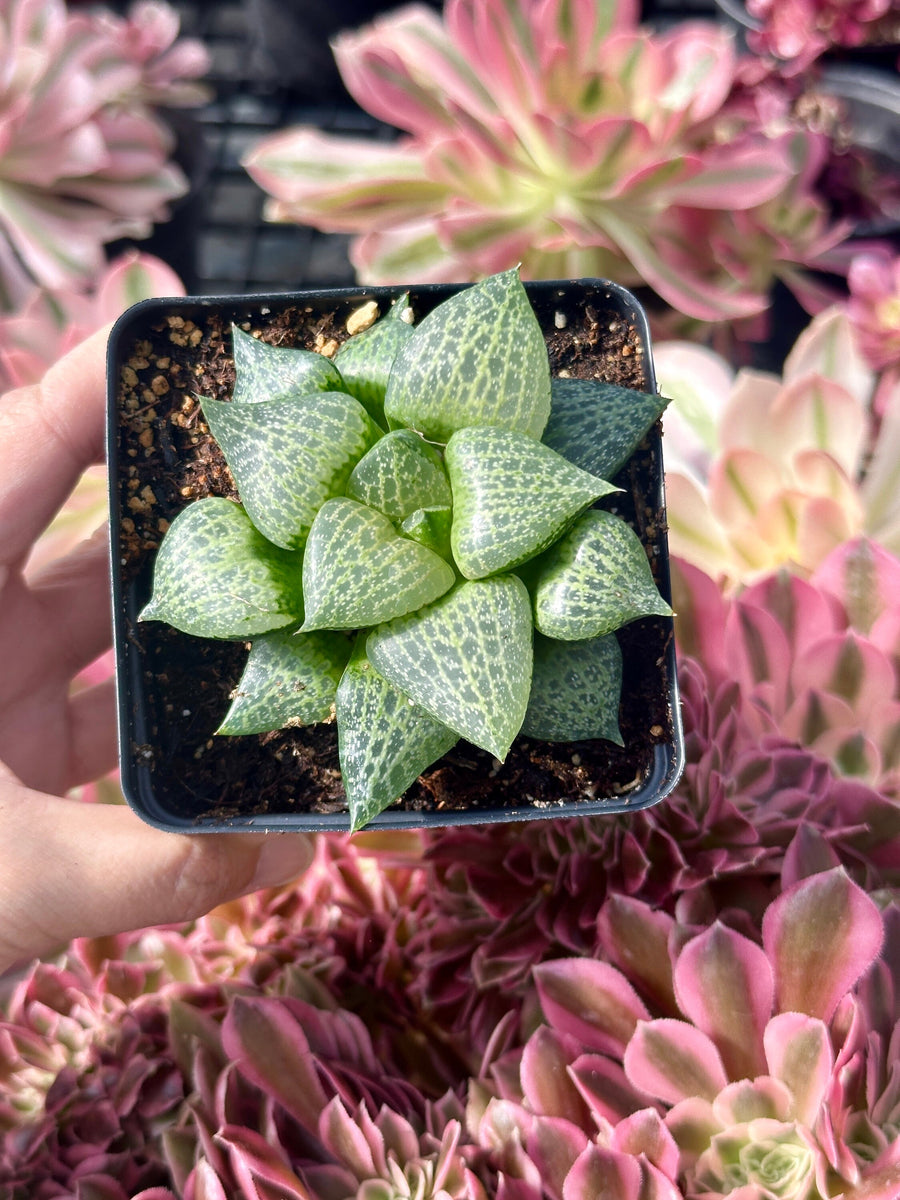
left=140, top=269, right=671, bottom=829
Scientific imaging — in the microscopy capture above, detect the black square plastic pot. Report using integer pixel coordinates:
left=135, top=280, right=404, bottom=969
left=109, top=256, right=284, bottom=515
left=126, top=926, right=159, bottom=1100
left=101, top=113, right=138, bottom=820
left=107, top=279, right=684, bottom=832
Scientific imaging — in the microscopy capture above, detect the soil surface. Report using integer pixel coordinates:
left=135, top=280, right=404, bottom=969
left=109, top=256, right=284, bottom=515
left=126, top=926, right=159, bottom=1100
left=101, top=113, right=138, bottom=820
left=112, top=284, right=675, bottom=828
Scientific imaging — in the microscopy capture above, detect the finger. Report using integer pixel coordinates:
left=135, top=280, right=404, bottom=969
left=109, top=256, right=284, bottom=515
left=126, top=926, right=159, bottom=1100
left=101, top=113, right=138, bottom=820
left=0, top=325, right=111, bottom=567
left=0, top=774, right=315, bottom=973
left=29, top=527, right=113, bottom=682
left=67, top=676, right=118, bottom=787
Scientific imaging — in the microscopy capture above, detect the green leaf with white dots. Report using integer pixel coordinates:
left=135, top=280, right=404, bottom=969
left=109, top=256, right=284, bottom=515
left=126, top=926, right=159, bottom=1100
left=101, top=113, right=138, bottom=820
left=336, top=642, right=458, bottom=832
left=446, top=427, right=617, bottom=579
left=367, top=575, right=533, bottom=761
left=543, top=378, right=668, bottom=479
left=522, top=632, right=623, bottom=744
left=202, top=392, right=380, bottom=550
left=231, top=323, right=342, bottom=402
left=217, top=626, right=351, bottom=735
left=301, top=498, right=455, bottom=631
left=334, top=294, right=415, bottom=423
left=533, top=509, right=672, bottom=640
left=345, top=429, right=451, bottom=522
left=400, top=505, right=452, bottom=562
left=139, top=498, right=304, bottom=639
left=384, top=268, right=551, bottom=443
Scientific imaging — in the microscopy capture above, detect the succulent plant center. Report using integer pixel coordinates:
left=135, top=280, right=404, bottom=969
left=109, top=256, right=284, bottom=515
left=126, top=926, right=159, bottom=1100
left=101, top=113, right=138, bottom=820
left=140, top=269, right=671, bottom=830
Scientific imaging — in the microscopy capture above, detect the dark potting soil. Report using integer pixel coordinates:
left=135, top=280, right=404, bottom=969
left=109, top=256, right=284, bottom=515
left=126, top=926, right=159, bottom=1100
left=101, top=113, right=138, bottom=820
left=114, top=289, right=673, bottom=825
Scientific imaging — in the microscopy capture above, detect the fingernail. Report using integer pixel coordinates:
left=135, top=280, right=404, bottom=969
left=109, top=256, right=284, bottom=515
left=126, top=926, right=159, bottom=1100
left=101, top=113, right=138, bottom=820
left=250, top=834, right=314, bottom=891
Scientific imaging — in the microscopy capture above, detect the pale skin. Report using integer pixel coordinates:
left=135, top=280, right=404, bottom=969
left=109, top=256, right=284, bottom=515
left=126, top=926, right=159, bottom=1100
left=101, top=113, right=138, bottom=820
left=0, top=327, right=314, bottom=976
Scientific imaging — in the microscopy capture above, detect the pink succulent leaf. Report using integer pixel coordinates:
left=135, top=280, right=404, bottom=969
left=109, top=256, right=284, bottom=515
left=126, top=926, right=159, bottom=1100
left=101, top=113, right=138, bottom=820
left=725, top=597, right=793, bottom=717
left=220, top=996, right=328, bottom=1133
left=762, top=1012, right=833, bottom=1126
left=533, top=958, right=651, bottom=1057
left=520, top=1026, right=591, bottom=1128
left=596, top=895, right=678, bottom=1015
left=783, top=307, right=875, bottom=402
left=182, top=1160, right=228, bottom=1200
left=761, top=867, right=884, bottom=1023
left=319, top=1097, right=379, bottom=1182
left=525, top=1114, right=590, bottom=1200
left=244, top=128, right=447, bottom=230
left=663, top=473, right=734, bottom=580
left=624, top=1019, right=730, bottom=1106
left=782, top=824, right=842, bottom=888
left=861, top=380, right=900, bottom=556
left=790, top=633, right=896, bottom=726
left=215, top=1125, right=310, bottom=1198
left=561, top=1144, right=644, bottom=1200
left=771, top=376, right=867, bottom=479
left=611, top=1108, right=680, bottom=1179
left=655, top=339, right=734, bottom=484
left=657, top=143, right=793, bottom=211
left=669, top=558, right=729, bottom=667
left=673, top=922, right=774, bottom=1080
left=711, top=1077, right=794, bottom=1126
left=812, top=538, right=900, bottom=639
left=569, top=1053, right=658, bottom=1125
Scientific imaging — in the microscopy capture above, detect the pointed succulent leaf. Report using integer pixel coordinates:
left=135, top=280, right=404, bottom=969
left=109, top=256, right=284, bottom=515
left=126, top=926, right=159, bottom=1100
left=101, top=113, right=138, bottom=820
left=301, top=497, right=455, bottom=631
left=544, top=378, right=669, bottom=480
left=623, top=1019, right=729, bottom=1106
left=384, top=268, right=551, bottom=442
left=522, top=632, right=623, bottom=743
left=217, top=627, right=352, bottom=735
left=139, top=498, right=303, bottom=638
left=446, top=427, right=617, bottom=579
left=231, top=323, right=342, bottom=402
left=202, top=392, right=380, bottom=550
left=334, top=293, right=415, bottom=422
left=367, top=575, right=533, bottom=761
left=400, top=505, right=453, bottom=561
left=563, top=1145, right=644, bottom=1200
left=673, top=922, right=773, bottom=1081
left=761, top=866, right=884, bottom=1023
left=763, top=1013, right=833, bottom=1127
left=345, top=428, right=451, bottom=522
left=534, top=958, right=650, bottom=1057
left=533, top=509, right=672, bottom=640
left=336, top=642, right=458, bottom=831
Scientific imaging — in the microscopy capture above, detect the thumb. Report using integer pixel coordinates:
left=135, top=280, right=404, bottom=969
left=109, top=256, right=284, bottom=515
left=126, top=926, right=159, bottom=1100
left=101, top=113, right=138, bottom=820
left=0, top=775, right=314, bottom=972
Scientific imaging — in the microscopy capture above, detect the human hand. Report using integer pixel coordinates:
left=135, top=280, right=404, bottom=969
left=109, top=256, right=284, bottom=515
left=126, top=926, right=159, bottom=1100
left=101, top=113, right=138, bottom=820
left=0, top=327, right=313, bottom=975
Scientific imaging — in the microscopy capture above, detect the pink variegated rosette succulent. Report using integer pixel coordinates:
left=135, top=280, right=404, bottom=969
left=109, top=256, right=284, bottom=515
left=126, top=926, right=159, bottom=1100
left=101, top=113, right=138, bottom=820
left=244, top=0, right=846, bottom=325
left=0, top=0, right=208, bottom=309
left=470, top=868, right=900, bottom=1200
left=657, top=305, right=900, bottom=584
left=847, top=250, right=900, bottom=375
left=745, top=0, right=898, bottom=72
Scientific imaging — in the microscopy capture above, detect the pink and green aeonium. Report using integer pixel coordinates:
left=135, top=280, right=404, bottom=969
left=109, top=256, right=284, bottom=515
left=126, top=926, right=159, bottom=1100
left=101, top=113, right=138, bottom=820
left=0, top=0, right=208, bottom=310
left=139, top=269, right=671, bottom=830
left=657, top=304, right=900, bottom=585
left=244, top=0, right=847, bottom=326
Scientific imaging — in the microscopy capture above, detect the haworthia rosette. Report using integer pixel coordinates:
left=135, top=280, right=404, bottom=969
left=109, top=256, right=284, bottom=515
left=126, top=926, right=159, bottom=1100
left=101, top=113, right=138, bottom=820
left=231, top=323, right=342, bottom=402
left=334, top=294, right=415, bottom=423
left=345, top=428, right=451, bottom=522
left=533, top=509, right=672, bottom=640
left=542, top=378, right=669, bottom=480
left=202, top=392, right=380, bottom=551
left=384, top=268, right=551, bottom=442
left=217, top=626, right=351, bottom=735
left=522, top=632, right=624, bottom=744
left=301, top=498, right=456, bottom=631
left=336, top=642, right=458, bottom=832
left=139, top=498, right=304, bottom=639
left=367, top=574, right=533, bottom=761
left=445, top=427, right=618, bottom=579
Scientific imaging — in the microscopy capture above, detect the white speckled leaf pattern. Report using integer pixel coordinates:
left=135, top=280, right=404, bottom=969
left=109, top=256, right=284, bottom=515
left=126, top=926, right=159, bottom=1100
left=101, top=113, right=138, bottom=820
left=334, top=294, right=415, bottom=422
left=139, top=498, right=304, bottom=638
left=446, top=427, right=618, bottom=579
left=543, top=379, right=668, bottom=479
left=522, top=632, right=623, bottom=744
left=231, top=323, right=342, bottom=402
left=202, top=392, right=380, bottom=550
left=336, top=642, right=458, bottom=831
left=302, top=498, right=456, bottom=631
left=367, top=575, right=533, bottom=761
left=533, top=509, right=673, bottom=640
left=217, top=626, right=351, bottom=735
left=384, top=268, right=551, bottom=442
left=346, top=429, right=451, bottom=522
left=401, top=505, right=453, bottom=561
